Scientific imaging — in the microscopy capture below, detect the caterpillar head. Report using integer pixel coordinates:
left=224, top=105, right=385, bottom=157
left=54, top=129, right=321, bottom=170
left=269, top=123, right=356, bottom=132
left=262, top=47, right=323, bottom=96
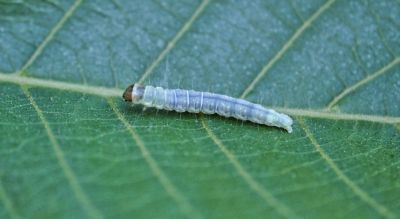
left=123, top=84, right=144, bottom=102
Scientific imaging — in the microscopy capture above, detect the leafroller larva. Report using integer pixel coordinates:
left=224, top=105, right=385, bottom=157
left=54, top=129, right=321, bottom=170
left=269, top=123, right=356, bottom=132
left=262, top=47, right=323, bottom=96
left=122, top=84, right=293, bottom=133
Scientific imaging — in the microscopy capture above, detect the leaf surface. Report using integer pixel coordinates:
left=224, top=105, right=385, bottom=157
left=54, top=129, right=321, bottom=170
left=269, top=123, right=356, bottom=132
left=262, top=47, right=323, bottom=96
left=0, top=0, right=399, bottom=218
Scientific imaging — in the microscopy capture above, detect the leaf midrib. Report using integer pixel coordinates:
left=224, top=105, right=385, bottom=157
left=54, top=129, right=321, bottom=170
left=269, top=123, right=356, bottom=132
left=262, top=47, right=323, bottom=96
left=1, top=73, right=399, bottom=124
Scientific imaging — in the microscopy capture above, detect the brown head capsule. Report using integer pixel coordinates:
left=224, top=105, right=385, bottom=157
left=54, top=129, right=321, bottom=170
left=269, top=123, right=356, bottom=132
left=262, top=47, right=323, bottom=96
left=122, top=84, right=134, bottom=102
left=123, top=83, right=145, bottom=102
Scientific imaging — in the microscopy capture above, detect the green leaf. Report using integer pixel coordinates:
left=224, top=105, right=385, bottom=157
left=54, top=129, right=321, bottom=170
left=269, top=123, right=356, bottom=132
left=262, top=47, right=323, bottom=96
left=1, top=0, right=399, bottom=218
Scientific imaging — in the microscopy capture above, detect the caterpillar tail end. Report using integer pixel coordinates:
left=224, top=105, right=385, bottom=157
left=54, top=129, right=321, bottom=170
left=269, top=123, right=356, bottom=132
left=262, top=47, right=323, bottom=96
left=285, top=126, right=293, bottom=133
left=280, top=113, right=293, bottom=133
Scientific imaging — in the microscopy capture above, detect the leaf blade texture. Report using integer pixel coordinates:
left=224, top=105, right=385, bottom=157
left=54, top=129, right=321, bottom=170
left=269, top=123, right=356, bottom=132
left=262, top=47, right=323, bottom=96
left=0, top=0, right=399, bottom=218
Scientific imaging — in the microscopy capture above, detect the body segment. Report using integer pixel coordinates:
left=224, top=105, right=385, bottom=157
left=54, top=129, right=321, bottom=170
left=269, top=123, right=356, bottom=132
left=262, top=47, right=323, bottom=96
left=123, top=84, right=293, bottom=133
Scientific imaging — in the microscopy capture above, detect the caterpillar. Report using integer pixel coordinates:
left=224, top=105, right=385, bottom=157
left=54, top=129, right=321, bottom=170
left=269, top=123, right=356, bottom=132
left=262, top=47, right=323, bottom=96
left=123, top=84, right=293, bottom=133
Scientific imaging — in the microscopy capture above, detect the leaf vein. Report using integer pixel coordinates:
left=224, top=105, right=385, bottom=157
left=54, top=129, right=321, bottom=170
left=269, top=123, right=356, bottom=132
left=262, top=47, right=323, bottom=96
left=298, top=118, right=396, bottom=219
left=107, top=98, right=201, bottom=219
left=326, top=57, right=400, bottom=109
left=0, top=179, right=21, bottom=219
left=240, top=0, right=336, bottom=98
left=21, top=87, right=103, bottom=219
left=1, top=73, right=399, bottom=124
left=15, top=0, right=83, bottom=75
left=137, top=0, right=210, bottom=84
left=200, top=116, right=299, bottom=219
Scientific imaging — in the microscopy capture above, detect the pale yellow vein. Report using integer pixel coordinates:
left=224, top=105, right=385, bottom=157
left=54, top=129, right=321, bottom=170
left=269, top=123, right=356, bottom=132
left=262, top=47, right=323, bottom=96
left=1, top=73, right=399, bottom=124
left=240, top=0, right=336, bottom=98
left=107, top=99, right=201, bottom=219
left=0, top=73, right=122, bottom=97
left=137, top=0, right=210, bottom=84
left=274, top=107, right=400, bottom=124
left=326, top=57, right=400, bottom=109
left=21, top=87, right=103, bottom=219
left=200, top=116, right=299, bottom=219
left=15, top=0, right=83, bottom=76
left=298, top=118, right=396, bottom=219
left=0, top=179, right=21, bottom=219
